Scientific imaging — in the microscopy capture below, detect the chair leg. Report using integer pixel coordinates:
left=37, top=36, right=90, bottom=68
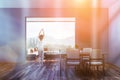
left=103, top=66, right=105, bottom=76
left=97, top=66, right=99, bottom=71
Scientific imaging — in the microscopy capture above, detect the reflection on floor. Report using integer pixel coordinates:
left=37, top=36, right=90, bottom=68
left=0, top=62, right=15, bottom=78
left=0, top=59, right=120, bottom=80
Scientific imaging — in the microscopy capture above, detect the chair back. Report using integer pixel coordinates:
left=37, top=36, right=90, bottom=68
left=91, top=49, right=103, bottom=59
left=66, top=49, right=80, bottom=59
left=82, top=48, right=92, bottom=53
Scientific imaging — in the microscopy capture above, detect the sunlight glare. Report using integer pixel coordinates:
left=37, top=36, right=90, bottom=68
left=75, top=0, right=85, bottom=3
left=92, top=0, right=97, bottom=8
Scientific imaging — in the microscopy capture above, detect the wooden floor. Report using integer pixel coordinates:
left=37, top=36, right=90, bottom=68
left=0, top=58, right=120, bottom=80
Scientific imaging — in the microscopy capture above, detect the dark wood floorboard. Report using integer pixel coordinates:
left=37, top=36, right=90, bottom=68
left=1, top=59, right=120, bottom=80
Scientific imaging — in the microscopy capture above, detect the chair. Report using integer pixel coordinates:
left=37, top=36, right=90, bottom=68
left=81, top=48, right=92, bottom=61
left=82, top=48, right=92, bottom=53
left=65, top=49, right=81, bottom=70
left=89, top=49, right=105, bottom=74
left=80, top=48, right=92, bottom=74
left=80, top=53, right=90, bottom=64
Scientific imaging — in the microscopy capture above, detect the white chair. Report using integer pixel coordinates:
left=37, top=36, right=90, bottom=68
left=82, top=48, right=92, bottom=53
left=89, top=49, right=105, bottom=74
left=65, top=49, right=81, bottom=70
left=81, top=48, right=92, bottom=62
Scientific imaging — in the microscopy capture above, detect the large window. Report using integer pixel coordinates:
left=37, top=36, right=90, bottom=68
left=26, top=17, right=75, bottom=54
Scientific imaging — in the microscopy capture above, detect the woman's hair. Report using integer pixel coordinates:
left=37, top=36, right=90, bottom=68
left=39, top=35, right=44, bottom=41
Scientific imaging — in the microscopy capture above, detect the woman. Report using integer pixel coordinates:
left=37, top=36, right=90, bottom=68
left=37, top=29, right=45, bottom=65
